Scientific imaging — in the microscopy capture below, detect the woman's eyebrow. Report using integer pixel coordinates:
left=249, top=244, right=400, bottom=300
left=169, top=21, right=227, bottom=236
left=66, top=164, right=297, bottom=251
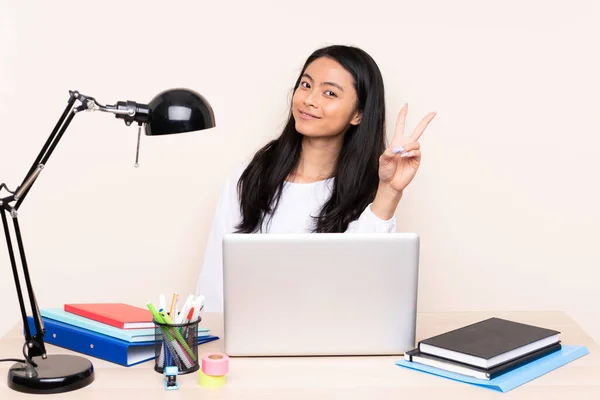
left=323, top=81, right=344, bottom=92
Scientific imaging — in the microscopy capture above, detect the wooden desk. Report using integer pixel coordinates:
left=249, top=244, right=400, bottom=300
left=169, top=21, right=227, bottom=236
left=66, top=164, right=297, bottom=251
left=1, top=311, right=598, bottom=399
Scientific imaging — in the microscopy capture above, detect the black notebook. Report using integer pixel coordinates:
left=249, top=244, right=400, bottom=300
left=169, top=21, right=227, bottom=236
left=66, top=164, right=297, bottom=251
left=418, top=317, right=560, bottom=369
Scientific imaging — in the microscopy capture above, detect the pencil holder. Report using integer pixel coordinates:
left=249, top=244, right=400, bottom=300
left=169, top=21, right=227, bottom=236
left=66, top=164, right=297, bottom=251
left=153, top=315, right=201, bottom=374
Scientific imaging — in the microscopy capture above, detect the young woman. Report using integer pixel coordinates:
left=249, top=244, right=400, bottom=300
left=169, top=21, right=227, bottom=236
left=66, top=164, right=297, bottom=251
left=196, top=44, right=436, bottom=311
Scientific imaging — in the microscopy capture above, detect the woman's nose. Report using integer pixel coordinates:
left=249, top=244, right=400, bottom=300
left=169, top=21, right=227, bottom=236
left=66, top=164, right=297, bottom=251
left=302, top=89, right=318, bottom=108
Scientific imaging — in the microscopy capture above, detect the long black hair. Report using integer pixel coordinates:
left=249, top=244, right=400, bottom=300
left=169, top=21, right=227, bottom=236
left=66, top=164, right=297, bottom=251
left=235, top=45, right=386, bottom=233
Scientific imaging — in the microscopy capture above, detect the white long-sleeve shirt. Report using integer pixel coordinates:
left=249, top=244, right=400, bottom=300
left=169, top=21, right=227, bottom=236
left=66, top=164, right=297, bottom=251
left=195, top=165, right=397, bottom=311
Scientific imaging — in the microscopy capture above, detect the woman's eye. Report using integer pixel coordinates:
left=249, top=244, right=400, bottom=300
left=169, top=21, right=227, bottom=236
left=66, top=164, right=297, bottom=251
left=301, top=81, right=310, bottom=88
left=325, top=90, right=337, bottom=97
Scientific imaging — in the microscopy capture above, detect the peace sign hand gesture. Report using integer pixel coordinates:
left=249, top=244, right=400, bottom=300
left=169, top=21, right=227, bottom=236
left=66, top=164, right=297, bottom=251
left=378, top=104, right=437, bottom=194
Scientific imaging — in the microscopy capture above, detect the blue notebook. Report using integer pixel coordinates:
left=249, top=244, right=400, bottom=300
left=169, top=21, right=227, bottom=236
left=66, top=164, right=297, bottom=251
left=40, top=308, right=210, bottom=343
left=396, top=345, right=589, bottom=393
left=27, top=316, right=219, bottom=367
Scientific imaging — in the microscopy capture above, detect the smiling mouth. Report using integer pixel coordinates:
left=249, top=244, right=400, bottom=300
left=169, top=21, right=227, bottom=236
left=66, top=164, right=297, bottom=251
left=299, top=110, right=321, bottom=119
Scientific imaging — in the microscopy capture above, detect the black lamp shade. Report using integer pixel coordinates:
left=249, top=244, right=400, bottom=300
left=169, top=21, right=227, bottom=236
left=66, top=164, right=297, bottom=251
left=145, top=88, right=216, bottom=136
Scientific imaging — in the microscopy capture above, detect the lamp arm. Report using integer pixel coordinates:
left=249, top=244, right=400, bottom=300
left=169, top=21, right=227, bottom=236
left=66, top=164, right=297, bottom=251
left=0, top=206, right=46, bottom=365
left=0, top=90, right=149, bottom=367
left=0, top=91, right=84, bottom=365
left=13, top=91, right=150, bottom=209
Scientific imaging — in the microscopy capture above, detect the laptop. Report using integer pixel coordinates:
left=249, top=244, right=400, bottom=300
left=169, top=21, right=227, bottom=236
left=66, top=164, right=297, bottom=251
left=222, top=232, right=420, bottom=356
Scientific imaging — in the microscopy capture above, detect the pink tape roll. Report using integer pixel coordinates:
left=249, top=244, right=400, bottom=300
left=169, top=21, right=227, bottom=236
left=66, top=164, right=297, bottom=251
left=201, top=352, right=229, bottom=376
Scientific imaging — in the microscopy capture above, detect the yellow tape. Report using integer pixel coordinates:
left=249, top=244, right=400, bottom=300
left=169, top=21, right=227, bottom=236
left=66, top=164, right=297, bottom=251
left=198, top=368, right=226, bottom=388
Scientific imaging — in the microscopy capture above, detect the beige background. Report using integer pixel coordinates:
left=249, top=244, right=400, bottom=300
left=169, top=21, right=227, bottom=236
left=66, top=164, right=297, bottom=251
left=0, top=0, right=599, bottom=347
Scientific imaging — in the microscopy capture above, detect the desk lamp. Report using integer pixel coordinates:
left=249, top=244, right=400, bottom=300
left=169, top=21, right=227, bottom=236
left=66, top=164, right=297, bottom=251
left=0, top=88, right=215, bottom=394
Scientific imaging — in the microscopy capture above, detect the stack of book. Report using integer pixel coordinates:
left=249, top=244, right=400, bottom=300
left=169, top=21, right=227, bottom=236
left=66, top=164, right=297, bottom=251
left=398, top=317, right=589, bottom=392
left=27, top=303, right=219, bottom=367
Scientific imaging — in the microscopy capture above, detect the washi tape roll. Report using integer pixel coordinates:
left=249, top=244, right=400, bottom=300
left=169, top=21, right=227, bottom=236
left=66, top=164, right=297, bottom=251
left=201, top=353, right=229, bottom=376
left=198, top=368, right=226, bottom=388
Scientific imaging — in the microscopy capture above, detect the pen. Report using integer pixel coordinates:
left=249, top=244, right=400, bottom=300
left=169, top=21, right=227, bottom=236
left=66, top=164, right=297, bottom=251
left=147, top=302, right=165, bottom=324
left=159, top=294, right=166, bottom=312
left=191, top=296, right=205, bottom=322
left=185, top=308, right=194, bottom=324
left=177, top=295, right=195, bottom=324
left=169, top=293, right=179, bottom=318
left=155, top=308, right=175, bottom=369
left=184, top=307, right=195, bottom=347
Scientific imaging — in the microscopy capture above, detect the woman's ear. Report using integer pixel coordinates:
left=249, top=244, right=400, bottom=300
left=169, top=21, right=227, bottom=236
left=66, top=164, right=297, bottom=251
left=350, top=110, right=362, bottom=126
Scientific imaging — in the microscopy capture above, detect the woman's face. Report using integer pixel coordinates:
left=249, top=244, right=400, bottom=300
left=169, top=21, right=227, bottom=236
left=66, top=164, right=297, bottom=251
left=292, top=57, right=362, bottom=138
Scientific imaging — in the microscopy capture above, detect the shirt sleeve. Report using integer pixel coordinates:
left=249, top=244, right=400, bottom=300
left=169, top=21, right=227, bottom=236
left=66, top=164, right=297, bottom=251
left=195, top=170, right=240, bottom=312
left=345, top=203, right=397, bottom=233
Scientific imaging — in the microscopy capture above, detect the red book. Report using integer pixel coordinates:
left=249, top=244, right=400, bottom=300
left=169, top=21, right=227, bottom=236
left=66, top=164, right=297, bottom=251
left=64, top=303, right=155, bottom=329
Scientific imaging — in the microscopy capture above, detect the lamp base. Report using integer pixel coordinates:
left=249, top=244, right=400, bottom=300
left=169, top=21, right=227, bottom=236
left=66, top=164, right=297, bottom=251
left=7, top=354, right=94, bottom=394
